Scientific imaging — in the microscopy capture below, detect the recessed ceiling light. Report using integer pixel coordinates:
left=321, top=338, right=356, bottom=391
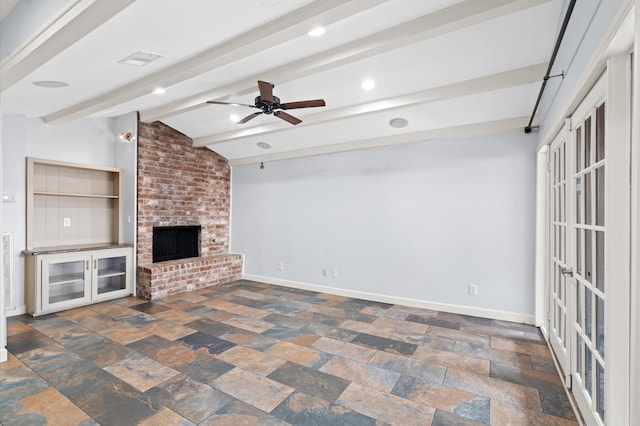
left=361, top=79, right=375, bottom=90
left=33, top=80, right=69, bottom=88
left=257, top=142, right=271, bottom=149
left=389, top=118, right=409, bottom=128
left=118, top=51, right=164, bottom=66
left=308, top=27, right=325, bottom=37
left=152, top=87, right=165, bottom=95
left=230, top=114, right=240, bottom=123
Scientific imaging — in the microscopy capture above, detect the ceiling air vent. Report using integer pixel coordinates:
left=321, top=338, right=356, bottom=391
left=118, top=51, right=164, bottom=66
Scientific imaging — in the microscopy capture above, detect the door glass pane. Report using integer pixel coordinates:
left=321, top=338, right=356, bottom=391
left=584, top=172, right=592, bottom=225
left=577, top=333, right=583, bottom=375
left=48, top=260, right=86, bottom=304
left=596, top=167, right=605, bottom=226
left=561, top=143, right=566, bottom=181
left=576, top=126, right=582, bottom=171
left=584, top=116, right=592, bottom=168
left=597, top=362, right=605, bottom=421
left=577, top=285, right=582, bottom=330
left=585, top=229, right=593, bottom=283
left=596, top=295, right=605, bottom=358
left=96, top=256, right=127, bottom=295
left=576, top=176, right=582, bottom=224
left=585, top=347, right=593, bottom=396
left=585, top=287, right=593, bottom=339
left=596, top=231, right=605, bottom=292
left=577, top=228, right=582, bottom=276
left=596, top=103, right=605, bottom=162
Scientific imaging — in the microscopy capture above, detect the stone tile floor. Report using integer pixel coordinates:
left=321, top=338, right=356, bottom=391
left=1, top=280, right=578, bottom=425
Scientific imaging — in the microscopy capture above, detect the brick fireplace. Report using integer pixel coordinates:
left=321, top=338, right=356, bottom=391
left=136, top=121, right=242, bottom=299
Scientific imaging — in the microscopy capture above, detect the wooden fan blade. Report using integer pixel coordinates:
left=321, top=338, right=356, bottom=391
left=274, top=111, right=302, bottom=125
left=258, top=81, right=274, bottom=103
left=237, top=112, right=262, bottom=123
left=280, top=99, right=326, bottom=109
left=206, top=100, right=258, bottom=109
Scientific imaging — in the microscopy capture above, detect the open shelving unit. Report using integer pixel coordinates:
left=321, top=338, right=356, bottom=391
left=24, top=157, right=133, bottom=316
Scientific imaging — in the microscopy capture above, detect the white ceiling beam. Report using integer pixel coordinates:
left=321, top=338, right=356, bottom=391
left=0, top=0, right=136, bottom=91
left=142, top=0, right=551, bottom=124
left=192, top=63, right=547, bottom=147
left=43, top=0, right=389, bottom=125
left=227, top=116, right=532, bottom=165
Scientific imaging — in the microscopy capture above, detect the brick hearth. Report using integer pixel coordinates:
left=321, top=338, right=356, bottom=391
left=136, top=121, right=241, bottom=299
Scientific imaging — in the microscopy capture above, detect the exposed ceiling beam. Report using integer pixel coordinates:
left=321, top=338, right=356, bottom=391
left=227, top=116, right=532, bottom=165
left=43, top=0, right=389, bottom=125
left=0, top=0, right=135, bottom=91
left=142, top=0, right=550, bottom=124
left=192, top=63, right=547, bottom=147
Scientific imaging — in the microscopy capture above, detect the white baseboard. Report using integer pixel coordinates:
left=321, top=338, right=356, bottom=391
left=242, top=274, right=535, bottom=325
left=6, top=305, right=26, bottom=317
left=0, top=348, right=7, bottom=363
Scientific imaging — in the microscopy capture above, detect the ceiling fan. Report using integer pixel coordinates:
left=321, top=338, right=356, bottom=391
left=207, top=80, right=325, bottom=125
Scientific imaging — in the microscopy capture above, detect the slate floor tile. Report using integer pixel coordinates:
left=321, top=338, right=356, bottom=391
left=75, top=380, right=159, bottom=426
left=0, top=387, right=93, bottom=426
left=319, top=356, right=400, bottom=392
left=75, top=339, right=134, bottom=367
left=6, top=329, right=57, bottom=355
left=271, top=391, right=379, bottom=426
left=368, top=350, right=447, bottom=384
left=490, top=399, right=578, bottom=426
left=104, top=353, right=179, bottom=392
left=213, top=368, right=294, bottom=413
left=215, top=345, right=287, bottom=376
left=336, top=381, right=435, bottom=426
left=351, top=332, right=417, bottom=356
left=265, top=341, right=330, bottom=368
left=267, top=361, right=350, bottom=402
left=432, top=409, right=488, bottom=426
left=138, top=407, right=196, bottom=426
left=311, top=336, right=376, bottom=363
left=392, top=375, right=490, bottom=424
left=177, top=331, right=236, bottom=355
left=412, top=346, right=490, bottom=375
left=145, top=375, right=232, bottom=423
left=444, top=368, right=542, bottom=411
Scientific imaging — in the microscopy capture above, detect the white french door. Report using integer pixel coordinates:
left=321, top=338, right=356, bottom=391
left=570, top=74, right=607, bottom=425
left=546, top=57, right=631, bottom=426
left=548, top=124, right=570, bottom=379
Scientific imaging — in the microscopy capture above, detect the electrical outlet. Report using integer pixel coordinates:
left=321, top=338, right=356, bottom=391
left=331, top=269, right=338, bottom=278
left=468, top=284, right=478, bottom=296
left=277, top=262, right=284, bottom=271
left=63, top=217, right=71, bottom=227
left=322, top=268, right=328, bottom=277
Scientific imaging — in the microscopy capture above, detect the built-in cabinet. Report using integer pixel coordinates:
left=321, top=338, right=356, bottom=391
left=26, top=247, right=132, bottom=315
left=24, top=158, right=133, bottom=316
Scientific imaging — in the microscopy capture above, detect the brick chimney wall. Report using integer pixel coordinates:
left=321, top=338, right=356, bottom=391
left=136, top=120, right=232, bottom=269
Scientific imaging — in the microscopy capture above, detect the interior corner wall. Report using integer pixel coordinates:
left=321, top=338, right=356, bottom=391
left=231, top=129, right=538, bottom=318
left=1, top=115, right=123, bottom=316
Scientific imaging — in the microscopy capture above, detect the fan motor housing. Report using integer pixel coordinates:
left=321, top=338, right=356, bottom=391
left=255, top=95, right=281, bottom=114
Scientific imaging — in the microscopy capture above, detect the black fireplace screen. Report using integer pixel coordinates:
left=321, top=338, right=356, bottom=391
left=152, top=225, right=200, bottom=262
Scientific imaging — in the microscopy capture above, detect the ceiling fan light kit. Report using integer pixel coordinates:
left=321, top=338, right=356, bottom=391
left=207, top=80, right=325, bottom=125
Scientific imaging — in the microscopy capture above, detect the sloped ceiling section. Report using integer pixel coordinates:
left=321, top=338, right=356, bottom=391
left=1, top=0, right=562, bottom=164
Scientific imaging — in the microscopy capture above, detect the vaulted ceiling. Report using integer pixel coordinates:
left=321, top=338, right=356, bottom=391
left=1, top=0, right=563, bottom=164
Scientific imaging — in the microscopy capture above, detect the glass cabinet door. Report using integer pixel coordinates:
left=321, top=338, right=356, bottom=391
left=42, top=255, right=91, bottom=308
left=92, top=248, right=131, bottom=300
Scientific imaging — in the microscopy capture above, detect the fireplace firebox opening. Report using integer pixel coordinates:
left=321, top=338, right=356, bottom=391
left=152, top=225, right=200, bottom=262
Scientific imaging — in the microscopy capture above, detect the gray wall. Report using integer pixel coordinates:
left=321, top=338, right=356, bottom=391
left=231, top=130, right=537, bottom=317
left=1, top=113, right=136, bottom=314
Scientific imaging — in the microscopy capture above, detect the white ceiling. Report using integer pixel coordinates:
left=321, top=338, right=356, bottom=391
left=1, top=0, right=563, bottom=164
